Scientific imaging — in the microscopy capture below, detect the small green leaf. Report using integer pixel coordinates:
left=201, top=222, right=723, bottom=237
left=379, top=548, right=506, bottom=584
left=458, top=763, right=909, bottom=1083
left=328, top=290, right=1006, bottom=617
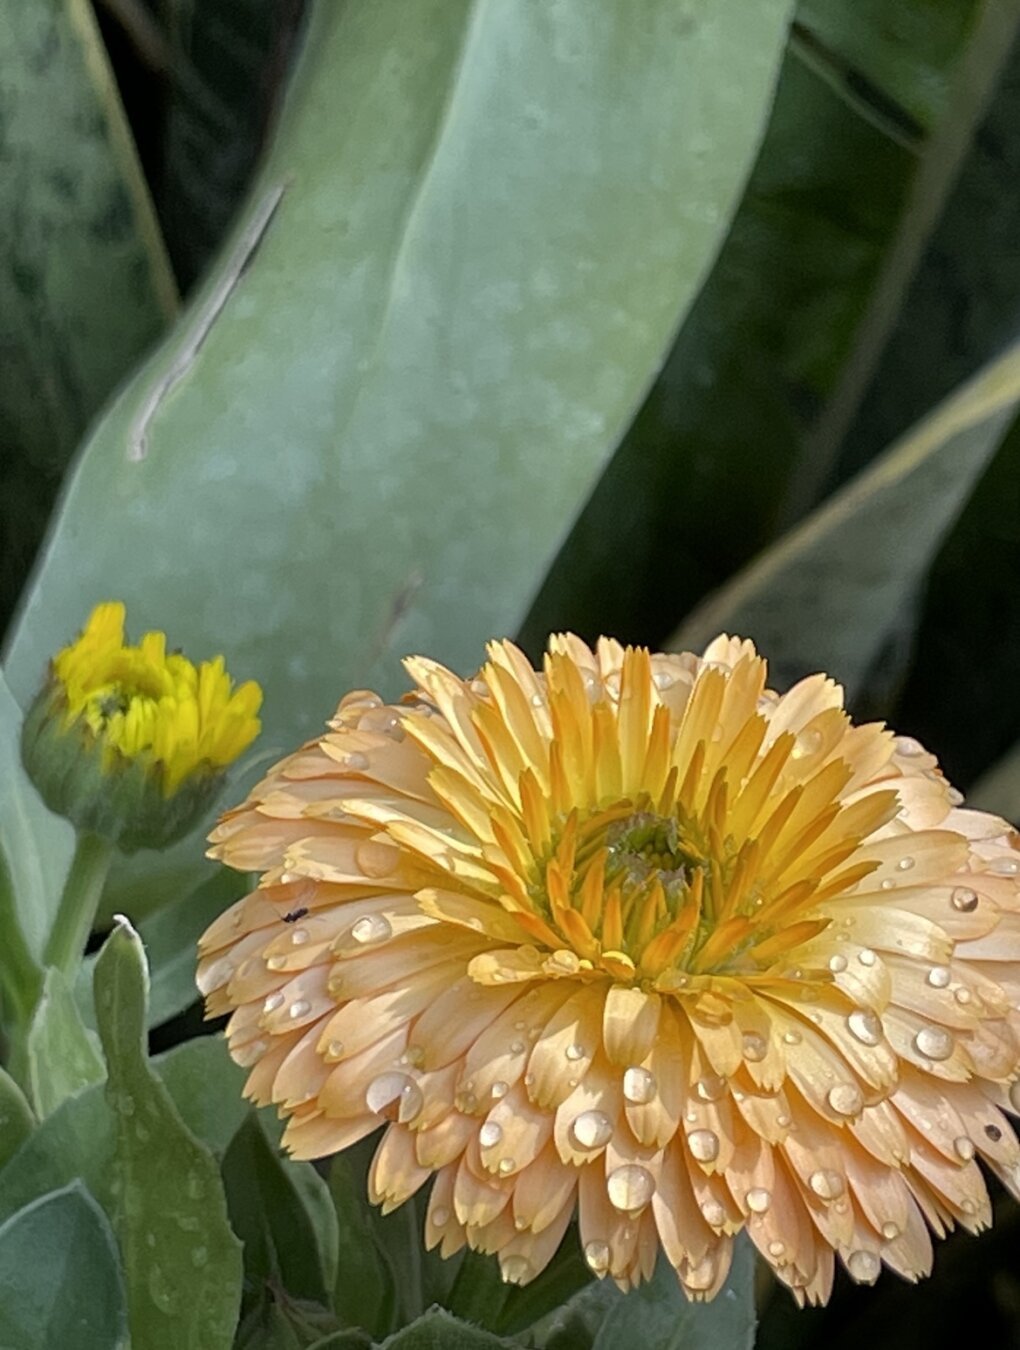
left=591, top=1241, right=756, bottom=1350
left=0, top=1065, right=34, bottom=1169
left=672, top=342, right=1020, bottom=696
left=380, top=1308, right=516, bottom=1349
left=0, top=1181, right=127, bottom=1350
left=26, top=965, right=104, bottom=1116
left=94, top=918, right=243, bottom=1350
left=329, top=1151, right=394, bottom=1338
left=222, top=1112, right=332, bottom=1307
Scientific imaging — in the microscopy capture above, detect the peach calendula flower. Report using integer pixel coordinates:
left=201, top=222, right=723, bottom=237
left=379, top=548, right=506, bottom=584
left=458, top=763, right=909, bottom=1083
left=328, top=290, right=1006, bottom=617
left=197, top=635, right=1020, bottom=1305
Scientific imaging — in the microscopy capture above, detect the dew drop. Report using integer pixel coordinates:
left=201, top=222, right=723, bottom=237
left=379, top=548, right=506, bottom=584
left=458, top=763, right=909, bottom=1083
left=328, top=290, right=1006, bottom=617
left=880, top=879, right=895, bottom=891
left=352, top=914, right=392, bottom=945
left=895, top=736, right=924, bottom=757
left=896, top=856, right=915, bottom=872
left=291, top=928, right=310, bottom=946
left=572, top=1110, right=614, bottom=1150
left=951, top=887, right=979, bottom=913
left=827, top=1083, right=864, bottom=1117
left=792, top=728, right=822, bottom=759
left=954, top=1136, right=976, bottom=1161
left=501, top=1255, right=532, bottom=1285
left=342, top=752, right=369, bottom=771
left=1009, top=1081, right=1020, bottom=1114
left=365, top=1072, right=424, bottom=1123
left=687, top=1129, right=720, bottom=1163
left=847, top=1250, right=881, bottom=1284
left=498, top=1158, right=516, bottom=1175
left=524, top=1073, right=535, bottom=1088
left=530, top=692, right=544, bottom=707
left=701, top=1200, right=727, bottom=1227
left=912, top=1026, right=954, bottom=1061
left=809, top=1169, right=844, bottom=1200
left=696, top=1074, right=726, bottom=1101
left=623, top=1066, right=657, bottom=1103
left=327, top=1039, right=344, bottom=1059
left=432, top=1206, right=450, bottom=1227
left=479, top=1121, right=504, bottom=1149
left=927, top=966, right=951, bottom=989
left=510, top=1039, right=526, bottom=1055
left=768, top=1240, right=786, bottom=1258
left=565, top=1043, right=585, bottom=1061
left=607, top=1164, right=655, bottom=1211
left=584, top=1239, right=611, bottom=1273
left=954, top=987, right=972, bottom=1005
left=746, top=1187, right=771, bottom=1213
left=653, top=669, right=676, bottom=691
left=828, top=954, right=848, bottom=974
left=289, top=999, right=311, bottom=1019
left=989, top=857, right=1020, bottom=876
left=491, top=1081, right=509, bottom=1100
left=858, top=948, right=876, bottom=967
left=782, top=1030, right=802, bottom=1046
left=880, top=1222, right=901, bottom=1242
left=263, top=992, right=284, bottom=1014
left=742, top=1032, right=768, bottom=1063
left=266, top=955, right=286, bottom=971
left=847, top=1010, right=883, bottom=1047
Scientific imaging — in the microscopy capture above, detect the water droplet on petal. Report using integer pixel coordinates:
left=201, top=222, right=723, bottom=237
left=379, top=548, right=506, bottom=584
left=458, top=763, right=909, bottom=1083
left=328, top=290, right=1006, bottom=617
left=687, top=1129, right=720, bottom=1163
left=498, top=1158, right=516, bottom=1175
left=266, top=955, right=286, bottom=971
left=701, top=1199, right=727, bottom=1227
left=290, top=928, right=310, bottom=946
left=584, top=1239, right=611, bottom=1273
left=431, top=1205, right=450, bottom=1227
left=696, top=1074, right=726, bottom=1101
left=368, top=1073, right=424, bottom=1123
left=912, top=1026, right=954, bottom=1061
left=896, top=856, right=915, bottom=872
left=858, top=948, right=876, bottom=967
left=530, top=692, right=544, bottom=707
left=847, top=1250, right=881, bottom=1284
left=927, top=966, right=951, bottom=988
left=289, top=999, right=311, bottom=1019
left=501, top=1254, right=532, bottom=1285
left=491, top=1081, right=509, bottom=1099
left=263, top=992, right=285, bottom=1014
left=572, top=1110, right=614, bottom=1150
left=510, top=1039, right=526, bottom=1055
left=989, top=856, right=1019, bottom=876
left=352, top=914, right=392, bottom=945
left=327, top=1039, right=344, bottom=1059
left=768, top=1240, right=786, bottom=1258
left=880, top=879, right=895, bottom=891
left=607, top=1164, right=655, bottom=1211
left=827, top=1083, right=863, bottom=1117
left=954, top=1136, right=975, bottom=1161
left=847, top=1010, right=882, bottom=1047
left=342, top=752, right=369, bottom=771
left=782, top=1030, right=802, bottom=1046
left=746, top=1188, right=771, bottom=1213
left=742, top=1032, right=767, bottom=1063
left=951, top=887, right=979, bottom=913
left=654, top=669, right=676, bottom=691
left=828, top=954, right=848, bottom=974
left=809, top=1169, right=844, bottom=1200
left=623, top=1066, right=657, bottom=1103
left=565, top=1043, right=585, bottom=1061
left=881, top=1222, right=901, bottom=1242
left=479, top=1121, right=504, bottom=1149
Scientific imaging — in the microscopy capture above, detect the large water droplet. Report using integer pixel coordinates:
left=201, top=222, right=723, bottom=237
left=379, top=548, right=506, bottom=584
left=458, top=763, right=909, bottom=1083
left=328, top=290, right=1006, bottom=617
left=880, top=1222, right=900, bottom=1242
left=828, top=954, right=848, bottom=974
left=927, top=966, right=951, bottom=989
left=352, top=914, right=392, bottom=945
left=687, top=1129, right=720, bottom=1163
left=501, top=1254, right=532, bottom=1285
left=623, top=1066, right=657, bottom=1104
left=365, top=1072, right=424, bottom=1123
left=809, top=1169, right=844, bottom=1200
left=991, top=855, right=1020, bottom=877
left=827, top=1083, right=864, bottom=1117
left=847, top=1010, right=882, bottom=1047
left=746, top=1187, right=771, bottom=1213
left=847, top=1250, right=881, bottom=1284
left=858, top=948, right=876, bottom=967
left=289, top=999, right=311, bottom=1019
left=954, top=1136, right=975, bottom=1161
left=263, top=992, right=284, bottom=1014
left=479, top=1121, right=504, bottom=1149
left=565, top=1043, right=585, bottom=1061
left=912, top=1025, right=954, bottom=1061
left=607, top=1164, right=655, bottom=1211
left=701, top=1199, right=727, bottom=1227
left=951, top=887, right=978, bottom=913
left=742, top=1032, right=767, bottom=1063
left=572, top=1110, right=614, bottom=1150
left=584, top=1239, right=611, bottom=1273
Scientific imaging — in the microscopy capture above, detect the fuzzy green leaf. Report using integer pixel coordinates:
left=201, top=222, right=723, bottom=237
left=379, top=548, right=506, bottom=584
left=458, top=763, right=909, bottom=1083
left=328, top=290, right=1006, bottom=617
left=26, top=965, right=104, bottom=1116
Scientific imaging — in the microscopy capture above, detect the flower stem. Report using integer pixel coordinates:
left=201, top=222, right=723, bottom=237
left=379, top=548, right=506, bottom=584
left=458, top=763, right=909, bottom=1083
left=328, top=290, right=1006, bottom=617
left=43, top=833, right=115, bottom=977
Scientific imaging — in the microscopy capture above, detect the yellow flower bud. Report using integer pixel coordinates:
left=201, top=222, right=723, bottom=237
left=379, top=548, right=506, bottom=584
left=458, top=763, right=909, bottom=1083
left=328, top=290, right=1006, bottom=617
left=22, top=602, right=262, bottom=852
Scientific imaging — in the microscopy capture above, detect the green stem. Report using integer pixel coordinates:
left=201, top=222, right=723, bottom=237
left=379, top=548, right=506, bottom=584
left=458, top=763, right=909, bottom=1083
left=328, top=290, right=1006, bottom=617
left=42, top=833, right=115, bottom=978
